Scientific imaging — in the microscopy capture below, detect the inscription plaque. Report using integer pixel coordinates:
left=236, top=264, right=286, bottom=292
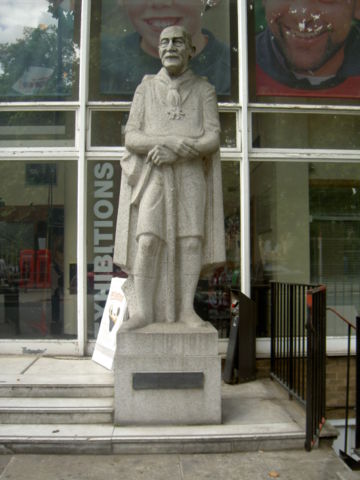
left=133, top=372, right=204, bottom=390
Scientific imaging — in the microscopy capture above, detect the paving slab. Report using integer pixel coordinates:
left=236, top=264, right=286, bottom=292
left=179, top=450, right=360, bottom=480
left=0, top=457, right=11, bottom=476
left=0, top=355, right=113, bottom=386
left=0, top=454, right=182, bottom=480
left=26, top=357, right=111, bottom=377
left=0, top=355, right=38, bottom=375
left=0, top=449, right=359, bottom=480
left=180, top=451, right=269, bottom=479
left=222, top=379, right=306, bottom=428
left=260, top=448, right=360, bottom=480
left=222, top=378, right=282, bottom=399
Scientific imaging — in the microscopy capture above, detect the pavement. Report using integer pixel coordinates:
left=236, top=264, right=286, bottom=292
left=0, top=448, right=360, bottom=480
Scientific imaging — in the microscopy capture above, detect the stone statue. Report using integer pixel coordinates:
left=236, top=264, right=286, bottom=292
left=114, top=25, right=225, bottom=331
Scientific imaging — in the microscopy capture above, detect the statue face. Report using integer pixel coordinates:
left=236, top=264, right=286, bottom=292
left=159, top=26, right=193, bottom=75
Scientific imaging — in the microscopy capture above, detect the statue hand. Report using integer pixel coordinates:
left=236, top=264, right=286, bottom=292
left=166, top=138, right=199, bottom=159
left=147, top=145, right=177, bottom=166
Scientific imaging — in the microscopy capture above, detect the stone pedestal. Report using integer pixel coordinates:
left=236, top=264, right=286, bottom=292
left=114, top=322, right=221, bottom=425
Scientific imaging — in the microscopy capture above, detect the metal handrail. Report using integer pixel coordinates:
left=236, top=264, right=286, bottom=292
left=270, top=282, right=328, bottom=450
left=271, top=288, right=359, bottom=455
left=326, top=307, right=357, bottom=460
left=305, top=286, right=326, bottom=451
left=326, top=307, right=356, bottom=331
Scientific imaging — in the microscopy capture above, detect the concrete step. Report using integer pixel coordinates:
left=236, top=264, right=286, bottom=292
left=0, top=375, right=114, bottom=398
left=336, top=471, right=360, bottom=480
left=0, top=356, right=114, bottom=399
left=0, top=397, right=113, bottom=425
left=0, top=357, right=310, bottom=455
left=0, top=422, right=306, bottom=454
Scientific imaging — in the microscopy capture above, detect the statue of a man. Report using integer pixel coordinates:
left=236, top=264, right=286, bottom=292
left=114, top=25, right=225, bottom=331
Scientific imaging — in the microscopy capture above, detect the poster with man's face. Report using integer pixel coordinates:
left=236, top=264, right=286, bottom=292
left=98, top=0, right=238, bottom=101
left=255, top=0, right=360, bottom=98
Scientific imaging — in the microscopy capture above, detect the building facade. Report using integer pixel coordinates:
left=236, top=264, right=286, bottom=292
left=0, top=0, right=359, bottom=358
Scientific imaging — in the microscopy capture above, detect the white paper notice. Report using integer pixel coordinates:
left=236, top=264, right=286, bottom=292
left=92, top=277, right=127, bottom=370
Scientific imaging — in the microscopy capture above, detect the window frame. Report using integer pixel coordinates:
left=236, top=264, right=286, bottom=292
left=0, top=1, right=358, bottom=356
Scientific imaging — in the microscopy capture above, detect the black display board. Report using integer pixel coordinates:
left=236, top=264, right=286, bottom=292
left=223, top=290, right=256, bottom=384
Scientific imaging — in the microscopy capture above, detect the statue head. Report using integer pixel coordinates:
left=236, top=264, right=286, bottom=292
left=158, top=26, right=196, bottom=76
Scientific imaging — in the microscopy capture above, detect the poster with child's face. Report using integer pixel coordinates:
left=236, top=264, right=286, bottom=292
left=255, top=0, right=360, bottom=98
left=99, top=0, right=238, bottom=100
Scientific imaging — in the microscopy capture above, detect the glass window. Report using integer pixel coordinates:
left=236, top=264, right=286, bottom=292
left=252, top=113, right=360, bottom=150
left=251, top=161, right=360, bottom=337
left=89, top=0, right=238, bottom=102
left=250, top=0, right=360, bottom=104
left=195, top=161, right=240, bottom=338
left=90, top=111, right=237, bottom=149
left=91, top=111, right=128, bottom=147
left=0, top=1, right=80, bottom=101
left=0, top=111, right=76, bottom=147
left=220, top=113, right=237, bottom=149
left=0, top=160, right=77, bottom=339
left=87, top=159, right=239, bottom=339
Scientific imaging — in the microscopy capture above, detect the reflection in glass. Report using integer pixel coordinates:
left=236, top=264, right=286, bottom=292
left=90, top=0, right=238, bottom=101
left=251, top=162, right=360, bottom=337
left=0, top=111, right=75, bottom=147
left=91, top=111, right=128, bottom=147
left=252, top=113, right=360, bottom=150
left=254, top=0, right=360, bottom=99
left=195, top=161, right=240, bottom=338
left=219, top=112, right=237, bottom=148
left=91, top=111, right=236, bottom=149
left=309, top=164, right=360, bottom=336
left=0, top=161, right=77, bottom=338
left=0, top=0, right=80, bottom=101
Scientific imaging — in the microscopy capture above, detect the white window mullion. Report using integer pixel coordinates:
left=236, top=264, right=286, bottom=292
left=239, top=0, right=251, bottom=297
left=77, top=0, right=91, bottom=355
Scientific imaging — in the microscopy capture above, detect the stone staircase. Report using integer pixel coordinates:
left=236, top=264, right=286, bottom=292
left=0, top=355, right=115, bottom=453
left=0, top=397, right=113, bottom=425
left=0, top=354, right=334, bottom=455
left=0, top=366, right=114, bottom=426
left=0, top=362, right=113, bottom=415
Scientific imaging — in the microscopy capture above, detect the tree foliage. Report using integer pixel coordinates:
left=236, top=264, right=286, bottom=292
left=0, top=1, right=78, bottom=100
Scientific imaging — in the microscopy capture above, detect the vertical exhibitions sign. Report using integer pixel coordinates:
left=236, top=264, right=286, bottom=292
left=92, top=277, right=127, bottom=370
left=92, top=162, right=116, bottom=338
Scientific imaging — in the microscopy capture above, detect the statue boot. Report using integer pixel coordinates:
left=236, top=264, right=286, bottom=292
left=177, top=237, right=207, bottom=328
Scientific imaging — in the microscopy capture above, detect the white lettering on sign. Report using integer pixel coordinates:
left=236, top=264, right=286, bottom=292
left=93, top=162, right=114, bottom=336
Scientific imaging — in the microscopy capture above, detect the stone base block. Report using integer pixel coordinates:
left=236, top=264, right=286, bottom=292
left=114, top=322, right=221, bottom=425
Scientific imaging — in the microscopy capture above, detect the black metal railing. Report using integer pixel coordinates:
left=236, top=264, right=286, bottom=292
left=326, top=307, right=358, bottom=465
left=305, top=286, right=326, bottom=451
left=271, top=282, right=315, bottom=403
left=270, top=282, right=326, bottom=451
left=357, top=316, right=360, bottom=453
